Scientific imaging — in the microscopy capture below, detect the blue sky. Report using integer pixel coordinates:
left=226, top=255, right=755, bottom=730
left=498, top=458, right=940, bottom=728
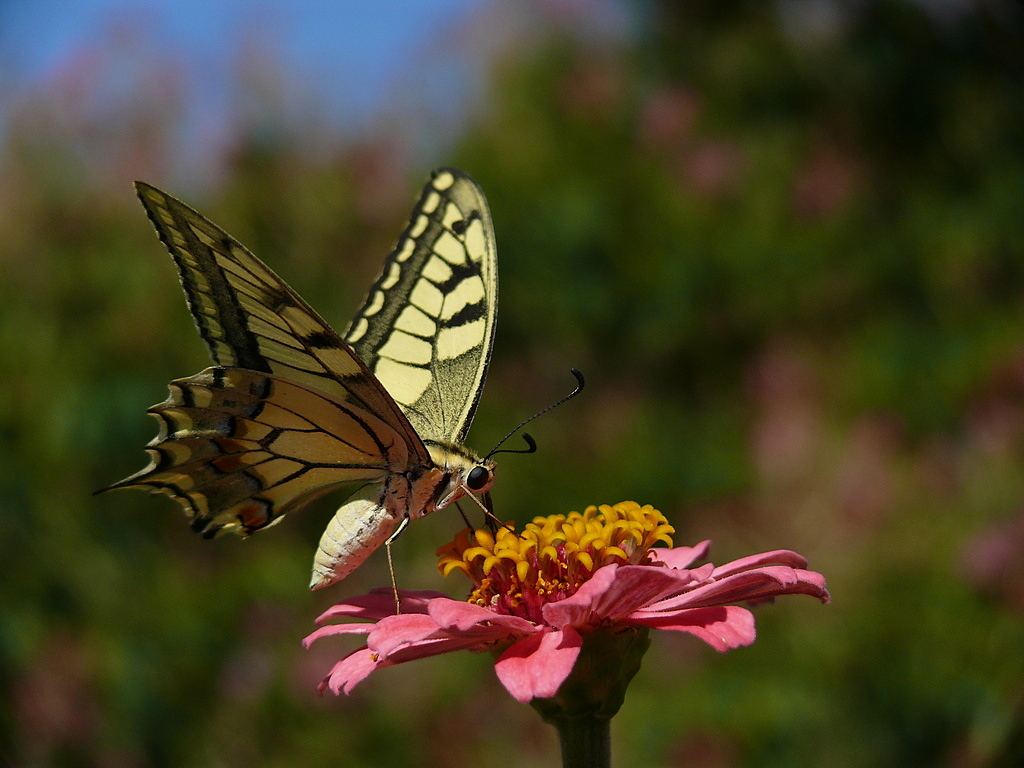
left=0, top=0, right=633, bottom=183
left=0, top=0, right=495, bottom=175
left=0, top=0, right=484, bottom=118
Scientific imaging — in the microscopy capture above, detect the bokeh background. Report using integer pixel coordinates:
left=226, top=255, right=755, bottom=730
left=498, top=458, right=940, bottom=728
left=3, top=1, right=1024, bottom=766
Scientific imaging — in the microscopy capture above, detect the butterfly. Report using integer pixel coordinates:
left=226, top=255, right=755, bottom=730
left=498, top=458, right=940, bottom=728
left=101, top=169, right=498, bottom=590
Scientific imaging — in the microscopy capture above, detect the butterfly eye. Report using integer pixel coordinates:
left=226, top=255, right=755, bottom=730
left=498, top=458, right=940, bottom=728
left=467, top=466, right=491, bottom=491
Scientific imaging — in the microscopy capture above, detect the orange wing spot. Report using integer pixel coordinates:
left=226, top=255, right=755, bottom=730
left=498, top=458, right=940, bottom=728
left=213, top=437, right=260, bottom=455
left=236, top=501, right=272, bottom=531
left=211, top=454, right=257, bottom=473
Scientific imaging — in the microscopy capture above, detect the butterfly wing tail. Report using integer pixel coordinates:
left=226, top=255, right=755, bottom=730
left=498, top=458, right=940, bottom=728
left=102, top=367, right=389, bottom=537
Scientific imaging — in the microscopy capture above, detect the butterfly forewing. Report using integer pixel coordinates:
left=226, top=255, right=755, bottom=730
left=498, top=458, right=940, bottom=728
left=134, top=182, right=425, bottom=456
left=345, top=169, right=497, bottom=444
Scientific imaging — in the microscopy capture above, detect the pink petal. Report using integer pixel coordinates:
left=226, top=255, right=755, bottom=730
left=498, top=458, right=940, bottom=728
left=645, top=566, right=829, bottom=613
left=428, top=598, right=537, bottom=635
left=366, top=614, right=445, bottom=657
left=649, top=540, right=711, bottom=569
left=319, top=635, right=496, bottom=697
left=368, top=610, right=529, bottom=662
left=303, top=622, right=375, bottom=648
left=319, top=647, right=388, bottom=695
left=494, top=628, right=583, bottom=703
left=711, top=550, right=809, bottom=577
left=630, top=605, right=756, bottom=651
left=384, top=634, right=495, bottom=662
left=315, top=589, right=446, bottom=623
left=539, top=565, right=618, bottom=628
left=543, top=564, right=692, bottom=628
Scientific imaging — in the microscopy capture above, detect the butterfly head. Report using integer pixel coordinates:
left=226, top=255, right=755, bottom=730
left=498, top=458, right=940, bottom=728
left=425, top=441, right=496, bottom=510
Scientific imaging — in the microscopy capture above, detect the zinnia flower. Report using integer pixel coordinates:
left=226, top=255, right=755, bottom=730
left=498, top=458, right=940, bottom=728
left=304, top=501, right=829, bottom=706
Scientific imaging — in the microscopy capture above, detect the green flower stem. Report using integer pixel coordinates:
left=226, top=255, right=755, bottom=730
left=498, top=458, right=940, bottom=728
left=530, top=627, right=651, bottom=768
left=552, top=714, right=611, bottom=768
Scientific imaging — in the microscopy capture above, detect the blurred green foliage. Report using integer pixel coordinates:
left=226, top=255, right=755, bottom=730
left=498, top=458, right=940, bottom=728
left=2, top=1, right=1024, bottom=766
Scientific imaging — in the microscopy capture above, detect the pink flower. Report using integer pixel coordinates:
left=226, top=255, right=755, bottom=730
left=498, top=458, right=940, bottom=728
left=305, top=502, right=829, bottom=704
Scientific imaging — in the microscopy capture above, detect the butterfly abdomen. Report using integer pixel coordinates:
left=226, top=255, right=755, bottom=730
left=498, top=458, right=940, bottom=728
left=310, top=497, right=397, bottom=589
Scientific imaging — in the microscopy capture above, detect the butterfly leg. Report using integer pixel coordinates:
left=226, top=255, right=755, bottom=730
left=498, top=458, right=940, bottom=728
left=454, top=500, right=474, bottom=529
left=385, top=515, right=412, bottom=614
left=475, top=492, right=514, bottom=534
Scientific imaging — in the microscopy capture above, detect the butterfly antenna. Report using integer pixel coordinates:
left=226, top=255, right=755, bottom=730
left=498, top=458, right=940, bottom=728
left=485, top=368, right=585, bottom=459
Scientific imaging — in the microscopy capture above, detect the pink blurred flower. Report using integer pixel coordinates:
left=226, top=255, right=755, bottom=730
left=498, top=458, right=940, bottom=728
left=305, top=502, right=829, bottom=704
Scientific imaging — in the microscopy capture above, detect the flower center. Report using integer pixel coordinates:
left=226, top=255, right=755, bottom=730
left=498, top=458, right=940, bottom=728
left=436, top=501, right=675, bottom=622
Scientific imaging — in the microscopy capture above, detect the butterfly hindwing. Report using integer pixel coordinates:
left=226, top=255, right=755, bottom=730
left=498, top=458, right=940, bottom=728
left=345, top=169, right=497, bottom=444
left=105, top=367, right=414, bottom=536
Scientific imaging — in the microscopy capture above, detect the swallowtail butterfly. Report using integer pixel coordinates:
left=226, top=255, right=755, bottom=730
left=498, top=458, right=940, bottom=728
left=102, top=169, right=498, bottom=590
